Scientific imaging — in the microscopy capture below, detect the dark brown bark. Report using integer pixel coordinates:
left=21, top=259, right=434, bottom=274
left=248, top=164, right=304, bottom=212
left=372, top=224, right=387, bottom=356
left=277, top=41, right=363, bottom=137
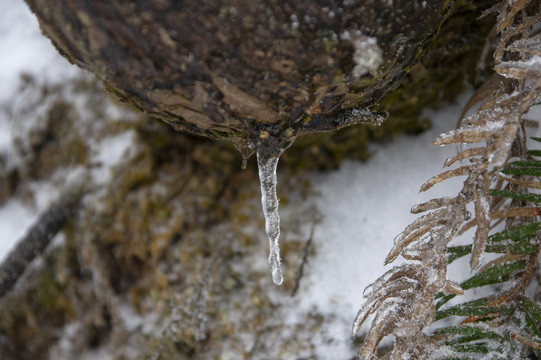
left=24, top=0, right=451, bottom=150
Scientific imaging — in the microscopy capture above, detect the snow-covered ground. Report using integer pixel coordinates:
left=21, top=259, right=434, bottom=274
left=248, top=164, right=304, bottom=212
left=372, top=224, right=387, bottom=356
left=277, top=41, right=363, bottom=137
left=3, top=1, right=540, bottom=359
left=0, top=0, right=80, bottom=260
left=0, top=0, right=137, bottom=262
left=284, top=96, right=469, bottom=358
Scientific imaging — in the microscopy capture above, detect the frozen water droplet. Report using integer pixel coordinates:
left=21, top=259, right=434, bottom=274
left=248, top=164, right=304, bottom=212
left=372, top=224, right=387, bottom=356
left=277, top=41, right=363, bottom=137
left=257, top=149, right=283, bottom=285
left=232, top=139, right=255, bottom=170
left=241, top=156, right=249, bottom=170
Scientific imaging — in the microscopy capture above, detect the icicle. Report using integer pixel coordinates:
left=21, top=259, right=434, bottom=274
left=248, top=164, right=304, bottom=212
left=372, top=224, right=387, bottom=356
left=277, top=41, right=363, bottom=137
left=257, top=149, right=284, bottom=285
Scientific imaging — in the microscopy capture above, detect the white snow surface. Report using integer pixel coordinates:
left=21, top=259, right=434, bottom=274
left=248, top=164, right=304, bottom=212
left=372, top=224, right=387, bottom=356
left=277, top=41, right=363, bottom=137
left=0, top=0, right=81, bottom=261
left=0, top=0, right=79, bottom=102
left=93, top=130, right=137, bottom=184
left=283, top=96, right=471, bottom=358
left=0, top=199, right=35, bottom=259
left=0, top=0, right=132, bottom=262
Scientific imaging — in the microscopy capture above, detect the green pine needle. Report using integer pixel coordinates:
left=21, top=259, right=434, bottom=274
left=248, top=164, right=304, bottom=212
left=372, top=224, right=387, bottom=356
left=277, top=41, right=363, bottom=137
left=489, top=189, right=541, bottom=203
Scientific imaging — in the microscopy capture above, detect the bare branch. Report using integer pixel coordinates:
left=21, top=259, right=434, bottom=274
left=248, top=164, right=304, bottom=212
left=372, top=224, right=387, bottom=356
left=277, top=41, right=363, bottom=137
left=0, top=181, right=85, bottom=298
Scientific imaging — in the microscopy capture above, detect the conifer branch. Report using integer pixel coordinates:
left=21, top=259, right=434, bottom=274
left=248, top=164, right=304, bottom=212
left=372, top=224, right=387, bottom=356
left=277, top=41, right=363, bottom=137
left=354, top=1, right=541, bottom=358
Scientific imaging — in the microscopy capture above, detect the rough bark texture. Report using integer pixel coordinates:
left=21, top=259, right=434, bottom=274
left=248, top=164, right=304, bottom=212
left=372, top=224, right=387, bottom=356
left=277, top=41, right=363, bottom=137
left=24, top=0, right=452, bottom=150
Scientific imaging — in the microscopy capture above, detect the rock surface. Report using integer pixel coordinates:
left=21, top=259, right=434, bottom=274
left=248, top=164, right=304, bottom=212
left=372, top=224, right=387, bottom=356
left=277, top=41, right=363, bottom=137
left=25, top=0, right=451, bottom=150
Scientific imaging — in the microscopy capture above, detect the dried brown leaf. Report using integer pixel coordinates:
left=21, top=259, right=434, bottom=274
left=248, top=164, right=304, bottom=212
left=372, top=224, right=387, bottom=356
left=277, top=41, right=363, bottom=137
left=444, top=147, right=486, bottom=167
left=478, top=253, right=528, bottom=273
left=523, top=119, right=539, bottom=128
left=506, top=35, right=541, bottom=56
left=401, top=252, right=423, bottom=261
left=411, top=197, right=455, bottom=214
left=487, top=121, right=521, bottom=167
left=497, top=0, right=530, bottom=32
left=479, top=3, right=502, bottom=20
left=442, top=280, right=464, bottom=296
left=420, top=166, right=471, bottom=192
left=363, top=264, right=420, bottom=298
left=394, top=209, right=447, bottom=244
left=510, top=332, right=541, bottom=350
left=352, top=298, right=381, bottom=336
left=460, top=207, right=540, bottom=237
left=458, top=218, right=476, bottom=236
left=495, top=60, right=541, bottom=80
left=457, top=74, right=501, bottom=127
left=471, top=179, right=490, bottom=270
left=354, top=290, right=412, bottom=337
left=495, top=13, right=541, bottom=61
left=358, top=297, right=407, bottom=358
left=386, top=225, right=433, bottom=264
left=355, top=265, right=424, bottom=338
left=496, top=173, right=541, bottom=189
left=490, top=207, right=540, bottom=219
left=433, top=130, right=494, bottom=147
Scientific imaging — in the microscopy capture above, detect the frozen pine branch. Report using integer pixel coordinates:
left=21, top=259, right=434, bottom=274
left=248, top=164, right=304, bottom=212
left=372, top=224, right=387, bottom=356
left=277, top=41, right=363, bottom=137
left=354, top=1, right=541, bottom=358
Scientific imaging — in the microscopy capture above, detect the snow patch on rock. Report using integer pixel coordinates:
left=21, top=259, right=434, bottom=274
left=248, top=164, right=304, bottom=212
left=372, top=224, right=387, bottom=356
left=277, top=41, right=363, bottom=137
left=341, top=30, right=383, bottom=78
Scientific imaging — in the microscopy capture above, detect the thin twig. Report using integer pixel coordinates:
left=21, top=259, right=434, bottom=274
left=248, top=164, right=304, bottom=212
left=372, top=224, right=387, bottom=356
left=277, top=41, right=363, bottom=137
left=291, top=218, right=317, bottom=297
left=0, top=181, right=85, bottom=299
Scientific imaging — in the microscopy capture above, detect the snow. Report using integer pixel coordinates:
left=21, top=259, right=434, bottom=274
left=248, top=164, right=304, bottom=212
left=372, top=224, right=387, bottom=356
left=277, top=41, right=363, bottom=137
left=0, top=0, right=81, bottom=262
left=0, top=0, right=78, bottom=101
left=284, top=94, right=475, bottom=357
left=0, top=199, right=35, bottom=260
left=341, top=30, right=383, bottom=78
left=0, top=0, right=132, bottom=263
left=92, top=130, right=136, bottom=184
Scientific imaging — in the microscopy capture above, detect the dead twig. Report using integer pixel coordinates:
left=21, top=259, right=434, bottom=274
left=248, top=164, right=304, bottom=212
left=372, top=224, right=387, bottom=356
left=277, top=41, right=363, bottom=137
left=291, top=217, right=318, bottom=297
left=0, top=180, right=85, bottom=299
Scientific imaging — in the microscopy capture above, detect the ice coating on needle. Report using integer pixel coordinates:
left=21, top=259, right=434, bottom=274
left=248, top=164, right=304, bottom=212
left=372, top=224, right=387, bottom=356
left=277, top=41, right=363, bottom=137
left=257, top=149, right=283, bottom=285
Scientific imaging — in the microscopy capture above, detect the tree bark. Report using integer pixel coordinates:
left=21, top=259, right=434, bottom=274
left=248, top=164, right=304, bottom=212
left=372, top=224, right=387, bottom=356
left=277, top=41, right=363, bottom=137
left=25, top=0, right=451, bottom=149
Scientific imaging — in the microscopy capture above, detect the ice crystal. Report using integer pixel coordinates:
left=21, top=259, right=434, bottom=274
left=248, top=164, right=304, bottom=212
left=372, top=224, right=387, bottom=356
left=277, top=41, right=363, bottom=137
left=340, top=30, right=383, bottom=78
left=257, top=149, right=283, bottom=285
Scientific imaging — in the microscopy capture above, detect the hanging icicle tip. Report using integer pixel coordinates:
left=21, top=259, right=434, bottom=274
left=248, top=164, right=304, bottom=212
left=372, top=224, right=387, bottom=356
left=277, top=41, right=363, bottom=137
left=257, top=149, right=283, bottom=285
left=255, top=133, right=297, bottom=285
